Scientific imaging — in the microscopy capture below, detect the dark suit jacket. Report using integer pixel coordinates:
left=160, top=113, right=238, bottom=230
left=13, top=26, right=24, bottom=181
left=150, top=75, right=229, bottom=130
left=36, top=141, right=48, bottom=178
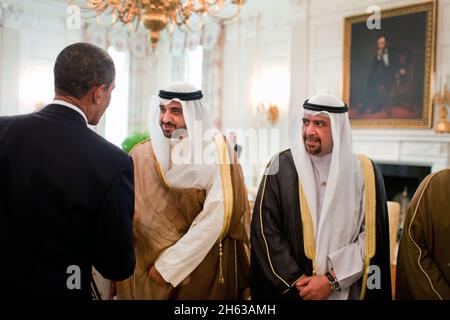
left=0, top=104, right=135, bottom=300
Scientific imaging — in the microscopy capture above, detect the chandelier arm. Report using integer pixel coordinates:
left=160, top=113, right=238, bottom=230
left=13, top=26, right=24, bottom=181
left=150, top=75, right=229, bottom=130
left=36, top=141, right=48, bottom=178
left=174, top=14, right=186, bottom=25
left=174, top=2, right=189, bottom=26
left=110, top=18, right=119, bottom=27
left=111, top=11, right=118, bottom=24
left=134, top=15, right=141, bottom=32
left=175, top=22, right=185, bottom=32
left=80, top=3, right=106, bottom=12
left=182, top=20, right=194, bottom=32
left=205, top=0, right=219, bottom=5
left=93, top=5, right=116, bottom=26
left=208, top=6, right=242, bottom=24
left=91, top=3, right=108, bottom=16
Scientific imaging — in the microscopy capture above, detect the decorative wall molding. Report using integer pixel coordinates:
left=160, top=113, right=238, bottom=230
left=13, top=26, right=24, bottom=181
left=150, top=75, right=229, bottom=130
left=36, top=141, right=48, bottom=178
left=83, top=21, right=155, bottom=59
left=0, top=1, right=23, bottom=27
left=289, top=0, right=308, bottom=12
left=309, top=0, right=412, bottom=17
left=224, top=13, right=258, bottom=40
left=443, top=3, right=450, bottom=31
left=352, top=130, right=450, bottom=172
left=303, top=0, right=450, bottom=170
left=2, top=4, right=62, bottom=32
left=314, top=23, right=340, bottom=51
left=225, top=0, right=304, bottom=41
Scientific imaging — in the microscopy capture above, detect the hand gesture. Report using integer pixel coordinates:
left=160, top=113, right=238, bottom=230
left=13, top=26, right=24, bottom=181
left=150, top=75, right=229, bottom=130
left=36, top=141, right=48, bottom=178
left=148, top=265, right=169, bottom=287
left=295, top=275, right=331, bottom=300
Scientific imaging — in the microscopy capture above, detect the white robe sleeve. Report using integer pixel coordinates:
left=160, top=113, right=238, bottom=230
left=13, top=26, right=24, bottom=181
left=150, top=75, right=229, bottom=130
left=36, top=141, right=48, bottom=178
left=327, top=223, right=365, bottom=290
left=154, top=169, right=225, bottom=287
left=327, top=157, right=366, bottom=292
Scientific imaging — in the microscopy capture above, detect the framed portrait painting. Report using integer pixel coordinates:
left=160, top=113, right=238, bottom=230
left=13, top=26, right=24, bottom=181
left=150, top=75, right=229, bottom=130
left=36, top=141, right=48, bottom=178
left=343, top=1, right=436, bottom=128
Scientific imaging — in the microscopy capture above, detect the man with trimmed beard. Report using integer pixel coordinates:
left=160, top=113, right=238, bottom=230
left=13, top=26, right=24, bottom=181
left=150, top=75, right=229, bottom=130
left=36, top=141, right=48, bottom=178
left=250, top=94, right=392, bottom=300
left=116, top=82, right=251, bottom=299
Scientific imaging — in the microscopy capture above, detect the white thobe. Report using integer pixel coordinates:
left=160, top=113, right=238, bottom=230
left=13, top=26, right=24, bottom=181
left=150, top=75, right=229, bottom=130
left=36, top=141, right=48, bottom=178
left=154, top=138, right=225, bottom=287
left=311, top=154, right=366, bottom=299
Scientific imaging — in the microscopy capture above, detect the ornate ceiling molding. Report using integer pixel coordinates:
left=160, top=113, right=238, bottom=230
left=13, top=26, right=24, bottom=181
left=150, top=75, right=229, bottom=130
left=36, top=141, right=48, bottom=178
left=0, top=2, right=23, bottom=27
left=309, top=0, right=408, bottom=17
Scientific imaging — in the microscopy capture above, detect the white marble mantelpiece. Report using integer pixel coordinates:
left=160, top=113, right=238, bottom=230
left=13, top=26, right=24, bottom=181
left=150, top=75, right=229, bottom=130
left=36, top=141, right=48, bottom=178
left=352, top=129, right=450, bottom=172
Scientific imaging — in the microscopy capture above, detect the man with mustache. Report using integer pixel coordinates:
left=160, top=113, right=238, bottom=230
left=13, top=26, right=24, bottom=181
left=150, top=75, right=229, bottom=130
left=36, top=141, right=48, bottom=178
left=116, top=82, right=251, bottom=299
left=251, top=94, right=392, bottom=300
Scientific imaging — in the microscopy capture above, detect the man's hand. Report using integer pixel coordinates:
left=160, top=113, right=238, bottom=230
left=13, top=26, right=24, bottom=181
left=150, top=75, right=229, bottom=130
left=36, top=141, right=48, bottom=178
left=148, top=265, right=169, bottom=287
left=295, top=275, right=331, bottom=300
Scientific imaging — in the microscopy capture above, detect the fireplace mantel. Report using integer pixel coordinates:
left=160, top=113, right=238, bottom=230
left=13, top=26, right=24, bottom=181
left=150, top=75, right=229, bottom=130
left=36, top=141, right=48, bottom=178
left=351, top=129, right=450, bottom=172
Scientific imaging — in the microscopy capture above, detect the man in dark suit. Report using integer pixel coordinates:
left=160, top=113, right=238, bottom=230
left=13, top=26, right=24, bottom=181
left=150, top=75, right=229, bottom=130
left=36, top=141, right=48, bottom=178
left=366, top=34, right=399, bottom=114
left=0, top=43, right=135, bottom=299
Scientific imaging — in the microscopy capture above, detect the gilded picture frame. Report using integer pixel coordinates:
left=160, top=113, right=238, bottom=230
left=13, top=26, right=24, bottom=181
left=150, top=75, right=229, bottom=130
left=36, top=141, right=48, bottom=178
left=343, top=0, right=436, bottom=128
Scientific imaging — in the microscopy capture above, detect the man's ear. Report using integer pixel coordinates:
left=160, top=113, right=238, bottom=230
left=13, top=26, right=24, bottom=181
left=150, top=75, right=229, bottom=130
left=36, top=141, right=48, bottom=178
left=93, top=85, right=106, bottom=104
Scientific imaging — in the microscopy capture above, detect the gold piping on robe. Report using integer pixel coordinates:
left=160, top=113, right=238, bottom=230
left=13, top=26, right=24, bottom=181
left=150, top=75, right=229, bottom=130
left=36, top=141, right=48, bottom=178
left=130, top=138, right=173, bottom=190
left=407, top=171, right=443, bottom=300
left=281, top=275, right=307, bottom=295
left=139, top=136, right=235, bottom=286
left=258, top=154, right=291, bottom=289
left=299, top=182, right=317, bottom=276
left=129, top=138, right=150, bottom=154
left=214, top=135, right=234, bottom=285
left=234, top=239, right=238, bottom=298
left=358, top=154, right=377, bottom=300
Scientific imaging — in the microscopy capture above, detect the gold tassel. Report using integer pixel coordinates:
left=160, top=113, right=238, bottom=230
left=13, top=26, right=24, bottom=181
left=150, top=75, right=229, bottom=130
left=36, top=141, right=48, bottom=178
left=219, top=240, right=225, bottom=285
left=360, top=263, right=368, bottom=300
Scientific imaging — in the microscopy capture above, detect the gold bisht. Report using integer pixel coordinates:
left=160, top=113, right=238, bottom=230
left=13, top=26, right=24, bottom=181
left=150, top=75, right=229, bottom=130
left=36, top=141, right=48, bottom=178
left=116, top=136, right=250, bottom=299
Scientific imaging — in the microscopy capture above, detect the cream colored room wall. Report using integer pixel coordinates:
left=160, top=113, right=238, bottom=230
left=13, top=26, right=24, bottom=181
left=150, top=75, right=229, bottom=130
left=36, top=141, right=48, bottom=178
left=219, top=0, right=450, bottom=188
left=0, top=0, right=81, bottom=116
left=0, top=0, right=172, bottom=140
left=2, top=0, right=449, bottom=166
left=305, top=0, right=450, bottom=126
left=304, top=0, right=450, bottom=170
left=221, top=0, right=450, bottom=142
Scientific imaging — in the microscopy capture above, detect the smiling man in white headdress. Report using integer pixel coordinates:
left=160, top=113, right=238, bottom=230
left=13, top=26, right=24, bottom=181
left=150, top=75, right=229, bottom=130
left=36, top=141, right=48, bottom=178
left=116, top=81, right=250, bottom=299
left=251, top=93, right=392, bottom=300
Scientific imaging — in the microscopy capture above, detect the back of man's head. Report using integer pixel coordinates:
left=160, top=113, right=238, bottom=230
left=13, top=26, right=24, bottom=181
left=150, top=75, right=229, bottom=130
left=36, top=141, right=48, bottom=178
left=54, top=43, right=115, bottom=99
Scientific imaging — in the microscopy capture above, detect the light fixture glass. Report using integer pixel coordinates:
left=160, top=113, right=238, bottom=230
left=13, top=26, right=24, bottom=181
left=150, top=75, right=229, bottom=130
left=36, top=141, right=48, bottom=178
left=83, top=0, right=245, bottom=49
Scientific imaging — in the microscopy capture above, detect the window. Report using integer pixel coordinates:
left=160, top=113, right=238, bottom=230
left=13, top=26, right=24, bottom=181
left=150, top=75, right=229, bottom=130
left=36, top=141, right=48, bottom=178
left=104, top=46, right=129, bottom=147
left=185, top=46, right=203, bottom=89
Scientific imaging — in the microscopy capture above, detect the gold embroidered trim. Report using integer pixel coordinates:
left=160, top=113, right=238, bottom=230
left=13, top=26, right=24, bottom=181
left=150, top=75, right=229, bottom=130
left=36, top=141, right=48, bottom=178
left=234, top=239, right=238, bottom=298
left=214, top=135, right=234, bottom=285
left=407, top=171, right=443, bottom=300
left=214, top=135, right=234, bottom=240
left=259, top=154, right=291, bottom=289
left=358, top=154, right=377, bottom=300
left=134, top=138, right=172, bottom=190
left=155, top=160, right=172, bottom=189
left=281, top=274, right=307, bottom=294
left=129, top=137, right=151, bottom=155
left=299, top=182, right=317, bottom=275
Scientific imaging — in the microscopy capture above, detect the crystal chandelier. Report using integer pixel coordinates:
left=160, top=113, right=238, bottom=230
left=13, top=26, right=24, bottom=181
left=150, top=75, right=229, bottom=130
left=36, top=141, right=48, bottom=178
left=86, top=0, right=245, bottom=49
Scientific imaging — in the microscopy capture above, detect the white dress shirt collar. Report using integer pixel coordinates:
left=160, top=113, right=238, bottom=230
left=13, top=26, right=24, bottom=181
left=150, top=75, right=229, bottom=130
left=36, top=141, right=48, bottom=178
left=53, top=99, right=88, bottom=124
